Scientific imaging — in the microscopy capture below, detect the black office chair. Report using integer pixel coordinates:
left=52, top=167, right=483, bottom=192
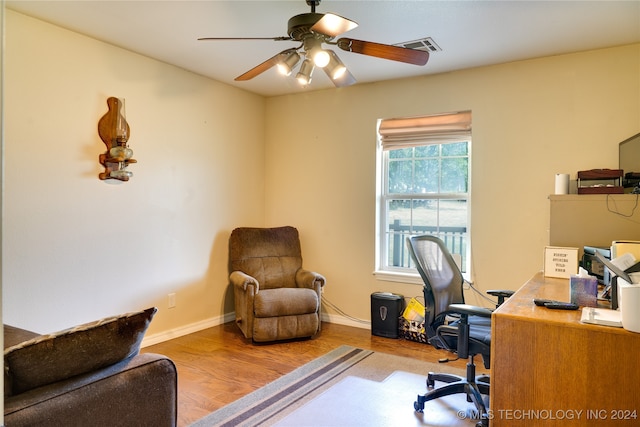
left=406, top=235, right=513, bottom=427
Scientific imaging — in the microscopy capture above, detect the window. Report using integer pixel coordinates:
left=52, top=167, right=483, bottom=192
left=375, top=111, right=471, bottom=280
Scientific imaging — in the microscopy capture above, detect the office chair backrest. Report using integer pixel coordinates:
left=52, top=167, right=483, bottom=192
left=406, top=235, right=465, bottom=327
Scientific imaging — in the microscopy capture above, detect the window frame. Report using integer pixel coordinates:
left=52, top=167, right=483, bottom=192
left=374, top=115, right=472, bottom=284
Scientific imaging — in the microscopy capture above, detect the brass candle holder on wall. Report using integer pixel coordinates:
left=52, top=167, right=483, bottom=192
left=98, top=97, right=136, bottom=181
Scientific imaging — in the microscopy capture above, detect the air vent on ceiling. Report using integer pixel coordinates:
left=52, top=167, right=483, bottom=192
left=395, top=37, right=442, bottom=53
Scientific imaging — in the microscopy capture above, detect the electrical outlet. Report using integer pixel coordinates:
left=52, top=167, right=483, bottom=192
left=168, top=293, right=176, bottom=309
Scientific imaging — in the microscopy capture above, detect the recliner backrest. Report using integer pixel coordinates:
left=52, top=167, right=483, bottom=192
left=229, top=226, right=303, bottom=289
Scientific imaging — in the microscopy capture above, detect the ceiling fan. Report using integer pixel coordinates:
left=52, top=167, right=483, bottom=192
left=198, top=0, right=429, bottom=87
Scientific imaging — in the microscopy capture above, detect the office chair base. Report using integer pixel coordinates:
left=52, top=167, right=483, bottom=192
left=414, top=359, right=490, bottom=426
left=425, top=372, right=490, bottom=396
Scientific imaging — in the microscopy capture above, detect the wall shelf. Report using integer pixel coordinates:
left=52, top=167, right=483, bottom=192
left=549, top=194, right=640, bottom=256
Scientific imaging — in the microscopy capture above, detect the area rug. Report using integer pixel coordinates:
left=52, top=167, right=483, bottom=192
left=190, top=345, right=479, bottom=427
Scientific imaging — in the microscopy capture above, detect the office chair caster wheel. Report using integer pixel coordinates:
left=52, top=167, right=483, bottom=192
left=476, top=417, right=489, bottom=427
left=426, top=373, right=435, bottom=389
left=414, top=395, right=426, bottom=413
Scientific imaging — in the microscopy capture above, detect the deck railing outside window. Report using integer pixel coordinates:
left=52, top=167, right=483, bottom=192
left=389, top=220, right=467, bottom=272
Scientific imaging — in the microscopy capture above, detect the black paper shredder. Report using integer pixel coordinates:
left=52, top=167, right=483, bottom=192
left=371, top=292, right=404, bottom=338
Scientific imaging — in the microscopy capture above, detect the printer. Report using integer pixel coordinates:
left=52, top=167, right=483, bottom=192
left=582, top=246, right=610, bottom=284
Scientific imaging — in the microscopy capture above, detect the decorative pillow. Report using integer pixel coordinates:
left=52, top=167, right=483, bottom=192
left=4, top=307, right=157, bottom=396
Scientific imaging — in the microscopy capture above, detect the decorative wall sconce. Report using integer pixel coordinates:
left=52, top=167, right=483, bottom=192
left=98, top=97, right=136, bottom=181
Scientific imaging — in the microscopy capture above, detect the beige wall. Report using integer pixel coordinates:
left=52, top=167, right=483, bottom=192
left=265, top=44, right=640, bottom=321
left=4, top=9, right=640, bottom=336
left=3, top=10, right=266, bottom=336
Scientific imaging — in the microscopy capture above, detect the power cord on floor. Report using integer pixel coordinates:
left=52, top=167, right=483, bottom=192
left=321, top=295, right=370, bottom=325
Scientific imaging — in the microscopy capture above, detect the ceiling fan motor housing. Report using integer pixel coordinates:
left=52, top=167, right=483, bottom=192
left=288, top=13, right=327, bottom=41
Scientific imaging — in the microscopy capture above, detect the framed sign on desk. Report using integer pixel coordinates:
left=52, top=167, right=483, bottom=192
left=544, top=246, right=578, bottom=278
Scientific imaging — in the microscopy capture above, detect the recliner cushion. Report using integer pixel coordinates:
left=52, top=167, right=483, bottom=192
left=234, top=257, right=300, bottom=289
left=254, top=288, right=318, bottom=317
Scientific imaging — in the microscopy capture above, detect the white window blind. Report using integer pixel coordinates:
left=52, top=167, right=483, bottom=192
left=379, top=110, right=472, bottom=149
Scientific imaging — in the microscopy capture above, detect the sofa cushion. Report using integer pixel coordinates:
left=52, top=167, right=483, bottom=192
left=4, top=307, right=157, bottom=396
left=4, top=325, right=40, bottom=349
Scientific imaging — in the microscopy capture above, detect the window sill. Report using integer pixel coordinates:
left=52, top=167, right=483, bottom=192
left=373, top=270, right=423, bottom=285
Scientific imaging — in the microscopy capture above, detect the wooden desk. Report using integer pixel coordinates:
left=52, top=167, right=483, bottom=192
left=489, top=272, right=640, bottom=426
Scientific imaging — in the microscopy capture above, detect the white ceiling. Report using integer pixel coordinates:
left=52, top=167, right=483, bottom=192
left=6, top=0, right=640, bottom=97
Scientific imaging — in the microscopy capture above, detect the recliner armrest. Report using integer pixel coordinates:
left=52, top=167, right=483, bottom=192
left=296, top=269, right=326, bottom=290
left=229, top=271, right=259, bottom=292
left=448, top=304, right=493, bottom=318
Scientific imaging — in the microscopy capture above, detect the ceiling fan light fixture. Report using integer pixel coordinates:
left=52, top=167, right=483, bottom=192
left=296, top=58, right=315, bottom=85
left=277, top=51, right=301, bottom=76
left=325, top=50, right=347, bottom=79
left=312, top=48, right=331, bottom=68
left=314, top=13, right=358, bottom=37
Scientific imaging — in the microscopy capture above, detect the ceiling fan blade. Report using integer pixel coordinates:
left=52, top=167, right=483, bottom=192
left=337, top=38, right=429, bottom=66
left=323, top=67, right=356, bottom=88
left=310, top=13, right=358, bottom=38
left=234, top=50, right=291, bottom=81
left=198, top=36, right=292, bottom=41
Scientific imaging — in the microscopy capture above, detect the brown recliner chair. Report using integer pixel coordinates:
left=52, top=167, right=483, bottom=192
left=229, top=226, right=326, bottom=342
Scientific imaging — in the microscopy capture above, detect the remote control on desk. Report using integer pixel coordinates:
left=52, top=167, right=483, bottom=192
left=533, top=299, right=579, bottom=310
left=533, top=298, right=562, bottom=306
left=543, top=302, right=579, bottom=310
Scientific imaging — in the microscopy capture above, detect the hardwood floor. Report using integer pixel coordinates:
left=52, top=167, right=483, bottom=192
left=143, top=321, right=474, bottom=427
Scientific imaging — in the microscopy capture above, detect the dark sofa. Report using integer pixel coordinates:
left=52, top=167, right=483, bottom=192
left=4, top=308, right=178, bottom=427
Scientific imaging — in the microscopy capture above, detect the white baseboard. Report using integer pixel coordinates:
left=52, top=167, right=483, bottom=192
left=141, top=312, right=236, bottom=348
left=141, top=311, right=371, bottom=347
left=321, top=312, right=371, bottom=330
